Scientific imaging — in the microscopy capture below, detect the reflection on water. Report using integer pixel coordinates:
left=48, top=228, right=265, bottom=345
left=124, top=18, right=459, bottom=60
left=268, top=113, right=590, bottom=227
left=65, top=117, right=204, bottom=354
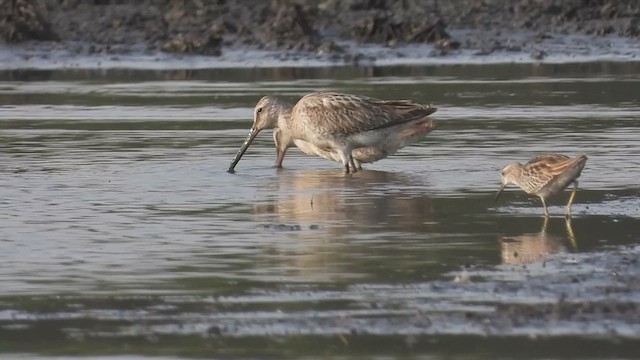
left=3, top=61, right=639, bottom=83
left=251, top=169, right=435, bottom=281
left=0, top=62, right=640, bottom=358
left=500, top=217, right=577, bottom=265
left=253, top=169, right=434, bottom=230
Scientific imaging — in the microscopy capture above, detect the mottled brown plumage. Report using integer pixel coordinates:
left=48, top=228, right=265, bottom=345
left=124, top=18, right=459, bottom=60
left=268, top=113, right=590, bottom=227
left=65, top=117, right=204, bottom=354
left=495, top=154, right=588, bottom=217
left=293, top=93, right=434, bottom=136
left=228, top=92, right=437, bottom=173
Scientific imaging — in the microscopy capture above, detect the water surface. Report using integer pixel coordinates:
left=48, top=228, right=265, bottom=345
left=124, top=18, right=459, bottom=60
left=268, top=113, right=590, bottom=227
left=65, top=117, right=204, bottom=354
left=1, top=62, right=639, bottom=359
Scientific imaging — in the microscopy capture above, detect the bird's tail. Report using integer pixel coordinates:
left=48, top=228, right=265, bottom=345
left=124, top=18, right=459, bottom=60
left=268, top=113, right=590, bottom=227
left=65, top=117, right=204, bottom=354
left=397, top=119, right=437, bottom=146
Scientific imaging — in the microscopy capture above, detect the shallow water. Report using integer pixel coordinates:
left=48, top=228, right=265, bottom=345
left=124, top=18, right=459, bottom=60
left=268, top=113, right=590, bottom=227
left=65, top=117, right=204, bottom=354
left=1, top=62, right=639, bottom=359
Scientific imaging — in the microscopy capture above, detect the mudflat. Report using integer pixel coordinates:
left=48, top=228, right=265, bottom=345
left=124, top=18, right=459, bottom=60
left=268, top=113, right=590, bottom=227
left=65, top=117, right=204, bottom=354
left=1, top=0, right=639, bottom=63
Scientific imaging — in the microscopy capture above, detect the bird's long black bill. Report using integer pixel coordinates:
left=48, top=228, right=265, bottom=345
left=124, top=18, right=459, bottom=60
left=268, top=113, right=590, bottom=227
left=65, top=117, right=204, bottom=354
left=494, top=183, right=507, bottom=201
left=227, top=128, right=260, bottom=173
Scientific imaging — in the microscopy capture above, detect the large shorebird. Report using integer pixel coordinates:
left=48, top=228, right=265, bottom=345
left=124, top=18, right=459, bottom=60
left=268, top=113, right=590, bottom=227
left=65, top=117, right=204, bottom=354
left=495, top=154, right=588, bottom=217
left=227, top=92, right=437, bottom=173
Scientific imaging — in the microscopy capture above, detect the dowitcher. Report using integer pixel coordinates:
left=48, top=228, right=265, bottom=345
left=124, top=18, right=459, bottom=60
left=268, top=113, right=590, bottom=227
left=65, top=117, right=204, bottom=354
left=495, top=154, right=588, bottom=217
left=227, top=92, right=437, bottom=174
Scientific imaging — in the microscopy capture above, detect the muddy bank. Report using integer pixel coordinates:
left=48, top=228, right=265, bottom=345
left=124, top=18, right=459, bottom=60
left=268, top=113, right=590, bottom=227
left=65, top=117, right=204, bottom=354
left=1, top=0, right=639, bottom=63
left=192, top=243, right=640, bottom=339
left=3, top=244, right=639, bottom=346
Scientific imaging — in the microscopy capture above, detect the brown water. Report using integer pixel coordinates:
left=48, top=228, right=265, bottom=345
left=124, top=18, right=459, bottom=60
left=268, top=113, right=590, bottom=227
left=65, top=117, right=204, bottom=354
left=1, top=62, right=639, bottom=359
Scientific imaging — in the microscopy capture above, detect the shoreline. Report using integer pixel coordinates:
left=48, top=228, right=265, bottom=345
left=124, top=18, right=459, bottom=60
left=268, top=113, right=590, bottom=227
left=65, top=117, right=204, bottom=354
left=2, top=32, right=640, bottom=71
left=1, top=0, right=639, bottom=70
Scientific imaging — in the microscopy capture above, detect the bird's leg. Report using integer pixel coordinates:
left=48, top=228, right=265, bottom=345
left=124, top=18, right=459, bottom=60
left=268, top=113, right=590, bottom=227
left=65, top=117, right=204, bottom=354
left=541, top=197, right=549, bottom=218
left=343, top=157, right=351, bottom=174
left=338, top=148, right=353, bottom=174
left=565, top=216, right=577, bottom=249
left=274, top=148, right=287, bottom=169
left=565, top=181, right=578, bottom=218
left=541, top=215, right=549, bottom=233
left=348, top=154, right=358, bottom=173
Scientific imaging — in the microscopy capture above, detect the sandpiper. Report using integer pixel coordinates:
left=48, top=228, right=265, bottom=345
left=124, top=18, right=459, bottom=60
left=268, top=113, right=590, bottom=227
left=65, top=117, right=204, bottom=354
left=227, top=92, right=437, bottom=174
left=495, top=154, right=588, bottom=217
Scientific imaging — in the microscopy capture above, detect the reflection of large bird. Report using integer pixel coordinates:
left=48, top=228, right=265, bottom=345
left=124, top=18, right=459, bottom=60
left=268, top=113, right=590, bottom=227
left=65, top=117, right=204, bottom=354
left=496, top=154, right=587, bottom=217
left=253, top=169, right=434, bottom=232
left=252, top=169, right=435, bottom=281
left=500, top=218, right=576, bottom=265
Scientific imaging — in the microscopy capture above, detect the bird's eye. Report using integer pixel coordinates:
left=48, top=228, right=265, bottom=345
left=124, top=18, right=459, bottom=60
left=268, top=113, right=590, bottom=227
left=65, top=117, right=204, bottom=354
left=257, top=108, right=263, bottom=114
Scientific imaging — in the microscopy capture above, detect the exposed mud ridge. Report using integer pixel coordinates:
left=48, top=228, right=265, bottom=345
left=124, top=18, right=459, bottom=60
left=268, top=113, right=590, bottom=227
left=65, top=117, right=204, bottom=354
left=1, top=0, right=639, bottom=59
left=3, top=245, right=638, bottom=344
left=0, top=0, right=57, bottom=42
left=194, top=244, right=640, bottom=339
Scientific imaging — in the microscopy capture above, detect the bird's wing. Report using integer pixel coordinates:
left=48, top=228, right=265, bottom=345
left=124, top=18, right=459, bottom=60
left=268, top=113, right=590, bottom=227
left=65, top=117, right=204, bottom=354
left=293, top=92, right=436, bottom=136
left=524, top=154, right=582, bottom=192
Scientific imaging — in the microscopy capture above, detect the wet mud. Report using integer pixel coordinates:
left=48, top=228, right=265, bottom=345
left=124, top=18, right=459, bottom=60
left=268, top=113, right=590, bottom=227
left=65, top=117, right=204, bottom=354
left=1, top=0, right=639, bottom=61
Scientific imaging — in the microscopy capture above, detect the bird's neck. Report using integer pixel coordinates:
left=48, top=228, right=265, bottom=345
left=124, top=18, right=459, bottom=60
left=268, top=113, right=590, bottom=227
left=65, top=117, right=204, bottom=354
left=275, top=102, right=296, bottom=140
left=276, top=104, right=293, bottom=129
left=510, top=164, right=526, bottom=187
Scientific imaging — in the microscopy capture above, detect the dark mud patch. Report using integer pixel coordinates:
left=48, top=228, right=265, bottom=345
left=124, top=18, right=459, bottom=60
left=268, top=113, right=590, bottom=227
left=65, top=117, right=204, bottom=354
left=0, top=0, right=57, bottom=42
left=258, top=223, right=321, bottom=231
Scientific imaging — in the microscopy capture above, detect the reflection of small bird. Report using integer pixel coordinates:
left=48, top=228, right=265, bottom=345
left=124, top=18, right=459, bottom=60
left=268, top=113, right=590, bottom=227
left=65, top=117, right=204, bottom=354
left=500, top=217, right=576, bottom=265
left=227, top=92, right=437, bottom=174
left=495, top=154, right=587, bottom=217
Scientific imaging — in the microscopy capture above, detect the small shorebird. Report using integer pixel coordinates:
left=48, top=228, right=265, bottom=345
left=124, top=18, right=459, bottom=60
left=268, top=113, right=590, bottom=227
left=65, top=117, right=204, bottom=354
left=495, top=154, right=588, bottom=217
left=227, top=92, right=437, bottom=174
left=272, top=116, right=436, bottom=169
